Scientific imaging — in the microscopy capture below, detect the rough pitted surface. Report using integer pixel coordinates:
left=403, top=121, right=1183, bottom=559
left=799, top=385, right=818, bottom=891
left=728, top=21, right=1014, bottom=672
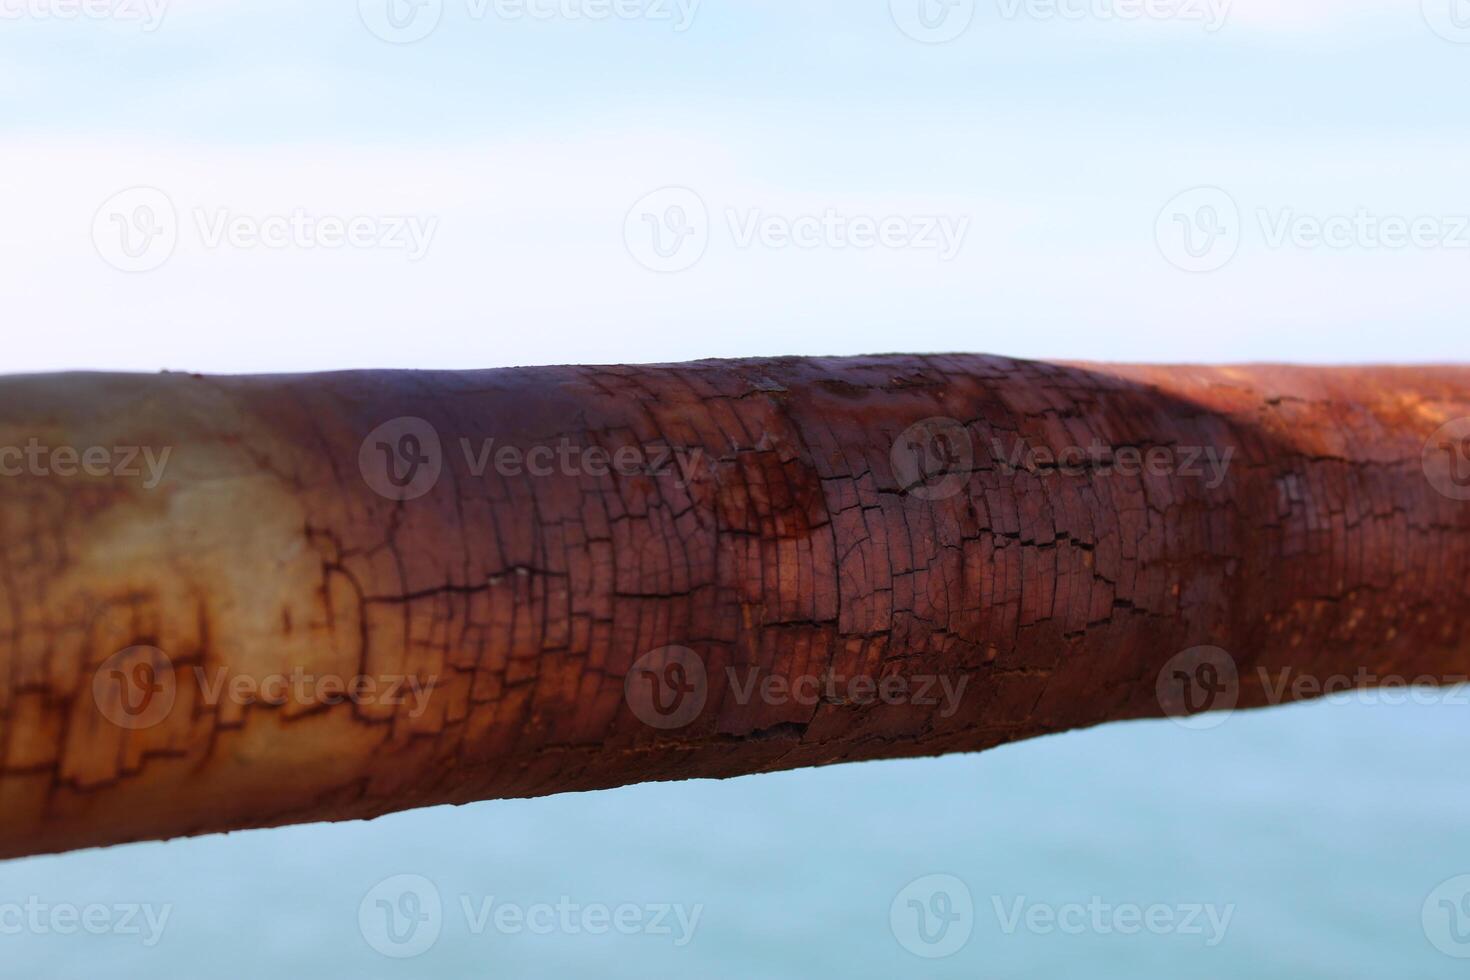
left=0, top=355, right=1468, bottom=857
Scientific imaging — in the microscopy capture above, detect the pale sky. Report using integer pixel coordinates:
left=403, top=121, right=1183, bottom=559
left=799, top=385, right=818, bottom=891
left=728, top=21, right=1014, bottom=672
left=2, top=0, right=1467, bottom=373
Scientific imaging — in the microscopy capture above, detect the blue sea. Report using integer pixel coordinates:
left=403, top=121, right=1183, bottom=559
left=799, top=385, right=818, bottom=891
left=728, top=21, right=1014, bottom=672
left=7, top=695, right=1470, bottom=978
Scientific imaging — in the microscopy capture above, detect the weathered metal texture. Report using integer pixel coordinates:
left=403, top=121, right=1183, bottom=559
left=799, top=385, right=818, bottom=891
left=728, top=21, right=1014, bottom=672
left=0, top=355, right=1467, bottom=857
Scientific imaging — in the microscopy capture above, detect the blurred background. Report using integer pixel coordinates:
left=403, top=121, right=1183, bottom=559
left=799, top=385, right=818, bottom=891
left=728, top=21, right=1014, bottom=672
left=3, top=0, right=1469, bottom=975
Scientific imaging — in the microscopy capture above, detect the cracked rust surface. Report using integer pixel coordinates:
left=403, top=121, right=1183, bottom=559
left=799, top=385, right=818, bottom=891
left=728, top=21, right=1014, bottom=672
left=0, top=354, right=1468, bottom=858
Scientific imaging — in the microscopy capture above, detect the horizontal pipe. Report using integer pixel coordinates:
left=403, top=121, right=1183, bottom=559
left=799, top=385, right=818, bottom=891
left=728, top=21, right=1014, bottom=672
left=0, top=355, right=1467, bottom=857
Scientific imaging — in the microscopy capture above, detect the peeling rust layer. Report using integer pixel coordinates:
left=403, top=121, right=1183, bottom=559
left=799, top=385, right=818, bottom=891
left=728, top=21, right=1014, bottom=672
left=0, top=355, right=1468, bottom=858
